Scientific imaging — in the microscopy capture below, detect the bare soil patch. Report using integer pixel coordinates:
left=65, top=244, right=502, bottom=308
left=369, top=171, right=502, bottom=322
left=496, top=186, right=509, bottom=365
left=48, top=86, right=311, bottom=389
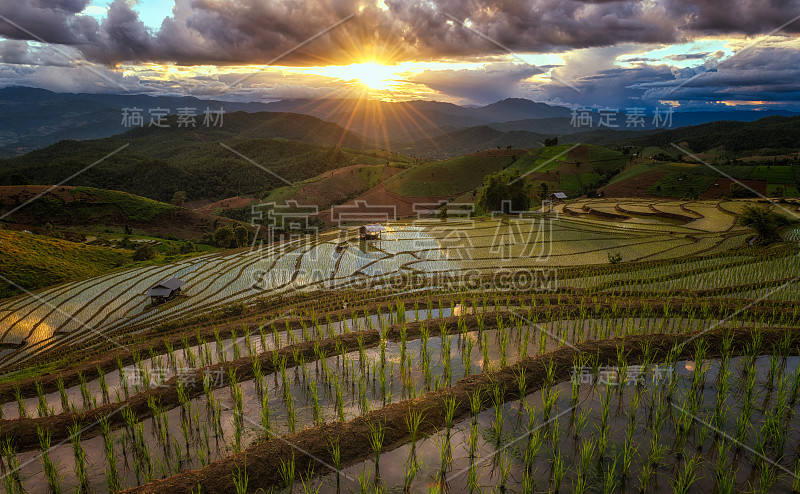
left=700, top=179, right=769, bottom=199
left=601, top=170, right=668, bottom=197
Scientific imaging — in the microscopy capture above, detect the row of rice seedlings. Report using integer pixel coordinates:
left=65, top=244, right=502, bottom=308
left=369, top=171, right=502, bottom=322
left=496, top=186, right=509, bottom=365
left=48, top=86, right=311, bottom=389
left=99, top=414, right=121, bottom=492
left=68, top=422, right=89, bottom=491
left=2, top=434, right=24, bottom=494
left=37, top=426, right=61, bottom=494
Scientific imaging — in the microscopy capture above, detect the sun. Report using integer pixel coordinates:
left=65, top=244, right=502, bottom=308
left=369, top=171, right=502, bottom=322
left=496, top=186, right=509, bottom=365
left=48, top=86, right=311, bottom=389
left=310, top=62, right=398, bottom=91
left=349, top=62, right=397, bottom=90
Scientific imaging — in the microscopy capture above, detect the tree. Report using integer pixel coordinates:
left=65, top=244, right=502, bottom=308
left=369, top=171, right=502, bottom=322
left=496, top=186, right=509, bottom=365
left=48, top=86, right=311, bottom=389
left=171, top=190, right=187, bottom=207
left=234, top=225, right=249, bottom=247
left=738, top=204, right=797, bottom=245
left=544, top=137, right=558, bottom=147
left=180, top=241, right=196, bottom=254
left=133, top=244, right=157, bottom=261
left=478, top=171, right=530, bottom=213
left=538, top=182, right=549, bottom=201
left=214, top=226, right=235, bottom=248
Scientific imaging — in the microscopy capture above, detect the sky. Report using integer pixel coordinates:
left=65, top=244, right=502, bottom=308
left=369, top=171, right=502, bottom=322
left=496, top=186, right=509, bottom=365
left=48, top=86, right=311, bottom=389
left=1, top=0, right=800, bottom=110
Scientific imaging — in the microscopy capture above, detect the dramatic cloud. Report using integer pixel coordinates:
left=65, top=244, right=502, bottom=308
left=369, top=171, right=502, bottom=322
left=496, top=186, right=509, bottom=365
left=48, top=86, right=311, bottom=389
left=0, top=0, right=798, bottom=66
left=409, top=63, right=542, bottom=104
left=664, top=0, right=800, bottom=35
left=634, top=44, right=800, bottom=105
left=1, top=0, right=799, bottom=108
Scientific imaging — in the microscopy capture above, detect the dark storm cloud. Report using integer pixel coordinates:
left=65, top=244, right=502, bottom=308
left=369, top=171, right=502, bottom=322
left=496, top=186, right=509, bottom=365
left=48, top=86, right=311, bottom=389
left=0, top=0, right=798, bottom=66
left=542, top=64, right=679, bottom=109
left=35, top=0, right=92, bottom=14
left=631, top=45, right=800, bottom=103
left=663, top=0, right=800, bottom=35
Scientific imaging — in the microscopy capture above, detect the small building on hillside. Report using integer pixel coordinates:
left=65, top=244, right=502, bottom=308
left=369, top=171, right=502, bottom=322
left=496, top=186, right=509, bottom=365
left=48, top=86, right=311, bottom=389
left=359, top=224, right=386, bottom=240
left=551, top=192, right=568, bottom=202
left=147, top=277, right=184, bottom=305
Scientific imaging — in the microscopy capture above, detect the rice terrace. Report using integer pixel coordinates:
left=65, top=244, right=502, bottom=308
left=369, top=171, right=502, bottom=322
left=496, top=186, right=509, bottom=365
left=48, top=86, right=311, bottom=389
left=3, top=2, right=800, bottom=493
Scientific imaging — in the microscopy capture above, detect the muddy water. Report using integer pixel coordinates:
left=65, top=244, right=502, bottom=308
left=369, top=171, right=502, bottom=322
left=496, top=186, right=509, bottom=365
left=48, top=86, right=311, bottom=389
left=311, top=355, right=800, bottom=493
left=1, top=311, right=761, bottom=420
left=10, top=320, right=520, bottom=493
left=7, top=321, right=772, bottom=494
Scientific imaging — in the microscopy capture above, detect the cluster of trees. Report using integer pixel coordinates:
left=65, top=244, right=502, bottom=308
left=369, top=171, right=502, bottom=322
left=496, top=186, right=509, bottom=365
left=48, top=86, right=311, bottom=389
left=543, top=137, right=559, bottom=147
left=478, top=171, right=531, bottom=213
left=213, top=225, right=251, bottom=248
left=130, top=240, right=197, bottom=261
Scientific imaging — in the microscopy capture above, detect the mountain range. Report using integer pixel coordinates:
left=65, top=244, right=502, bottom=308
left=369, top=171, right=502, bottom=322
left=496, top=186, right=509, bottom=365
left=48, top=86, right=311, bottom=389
left=2, top=86, right=798, bottom=157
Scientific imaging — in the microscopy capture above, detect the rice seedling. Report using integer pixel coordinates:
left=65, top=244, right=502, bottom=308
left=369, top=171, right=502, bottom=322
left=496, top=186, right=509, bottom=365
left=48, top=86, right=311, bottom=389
left=35, top=381, right=50, bottom=417
left=551, top=450, right=566, bottom=492
left=78, top=372, right=92, bottom=407
left=356, top=464, right=373, bottom=494
left=406, top=408, right=425, bottom=450
left=524, top=406, right=543, bottom=473
left=491, top=384, right=505, bottom=447
left=368, top=420, right=385, bottom=475
left=576, top=439, right=594, bottom=493
left=602, top=456, right=617, bottom=494
left=463, top=334, right=474, bottom=377
left=231, top=460, right=249, bottom=494
left=574, top=407, right=589, bottom=439
left=403, top=448, right=421, bottom=492
left=37, top=426, right=61, bottom=494
left=672, top=454, right=700, bottom=494
left=99, top=414, right=120, bottom=492
left=68, top=421, right=89, bottom=491
left=468, top=420, right=480, bottom=461
left=482, top=332, right=490, bottom=372
left=279, top=453, right=296, bottom=494
left=467, top=459, right=479, bottom=494
left=13, top=384, right=25, bottom=418
left=2, top=437, right=23, bottom=494
left=326, top=435, right=342, bottom=491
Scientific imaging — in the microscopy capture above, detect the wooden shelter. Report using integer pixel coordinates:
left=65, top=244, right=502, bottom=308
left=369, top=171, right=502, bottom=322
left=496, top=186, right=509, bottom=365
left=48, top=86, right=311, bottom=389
left=146, top=277, right=184, bottom=305
left=359, top=224, right=385, bottom=240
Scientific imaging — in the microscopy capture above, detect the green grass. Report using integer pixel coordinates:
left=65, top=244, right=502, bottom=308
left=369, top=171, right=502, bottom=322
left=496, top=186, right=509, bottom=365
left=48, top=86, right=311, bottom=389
left=513, top=146, right=573, bottom=173
left=71, top=187, right=174, bottom=222
left=559, top=173, right=601, bottom=192
left=687, top=165, right=753, bottom=180
left=646, top=173, right=717, bottom=197
left=751, top=166, right=769, bottom=181
left=356, top=165, right=384, bottom=188
left=767, top=184, right=800, bottom=197
left=0, top=229, right=131, bottom=298
left=768, top=166, right=794, bottom=183
left=587, top=146, right=628, bottom=173
left=385, top=155, right=513, bottom=197
left=608, top=164, right=651, bottom=185
left=263, top=184, right=302, bottom=204
left=748, top=165, right=794, bottom=183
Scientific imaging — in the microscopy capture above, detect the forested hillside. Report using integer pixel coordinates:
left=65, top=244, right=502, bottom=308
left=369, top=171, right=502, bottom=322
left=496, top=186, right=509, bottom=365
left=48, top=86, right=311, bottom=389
left=0, top=112, right=387, bottom=203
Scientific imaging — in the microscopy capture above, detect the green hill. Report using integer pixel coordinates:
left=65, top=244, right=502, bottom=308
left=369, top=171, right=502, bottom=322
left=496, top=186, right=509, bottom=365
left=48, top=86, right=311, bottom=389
left=383, top=154, right=516, bottom=197
left=0, top=185, right=244, bottom=240
left=0, top=227, right=131, bottom=298
left=623, top=115, right=800, bottom=155
left=0, top=112, right=383, bottom=203
left=399, top=125, right=546, bottom=159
